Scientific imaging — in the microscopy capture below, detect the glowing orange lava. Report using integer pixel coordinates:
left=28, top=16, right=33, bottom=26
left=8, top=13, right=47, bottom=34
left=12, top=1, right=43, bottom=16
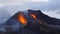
left=18, top=13, right=27, bottom=25
left=30, top=13, right=37, bottom=20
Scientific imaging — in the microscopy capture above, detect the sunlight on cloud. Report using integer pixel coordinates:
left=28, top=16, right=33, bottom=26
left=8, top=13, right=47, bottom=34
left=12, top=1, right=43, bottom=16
left=44, top=0, right=48, bottom=2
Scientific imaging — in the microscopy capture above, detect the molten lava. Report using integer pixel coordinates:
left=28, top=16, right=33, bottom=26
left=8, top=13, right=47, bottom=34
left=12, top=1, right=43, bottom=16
left=18, top=13, right=27, bottom=25
left=30, top=13, right=37, bottom=20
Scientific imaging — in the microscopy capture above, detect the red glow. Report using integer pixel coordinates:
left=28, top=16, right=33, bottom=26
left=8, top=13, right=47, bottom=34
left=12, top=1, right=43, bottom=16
left=18, top=13, right=27, bottom=25
left=30, top=13, right=37, bottom=20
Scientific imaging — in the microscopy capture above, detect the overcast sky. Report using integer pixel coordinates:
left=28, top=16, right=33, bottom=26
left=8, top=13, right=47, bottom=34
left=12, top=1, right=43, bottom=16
left=0, top=0, right=60, bottom=19
left=0, top=0, right=60, bottom=11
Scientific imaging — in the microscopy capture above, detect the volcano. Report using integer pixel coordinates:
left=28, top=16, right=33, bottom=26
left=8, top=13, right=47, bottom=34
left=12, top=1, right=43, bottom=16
left=0, top=9, right=60, bottom=34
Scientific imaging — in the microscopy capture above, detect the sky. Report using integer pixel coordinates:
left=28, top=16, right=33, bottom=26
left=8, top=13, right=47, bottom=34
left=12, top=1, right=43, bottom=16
left=0, top=0, right=60, bottom=19
left=0, top=0, right=60, bottom=10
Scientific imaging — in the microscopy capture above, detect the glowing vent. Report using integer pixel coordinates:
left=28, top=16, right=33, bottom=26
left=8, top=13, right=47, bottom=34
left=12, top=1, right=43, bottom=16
left=18, top=13, right=27, bottom=25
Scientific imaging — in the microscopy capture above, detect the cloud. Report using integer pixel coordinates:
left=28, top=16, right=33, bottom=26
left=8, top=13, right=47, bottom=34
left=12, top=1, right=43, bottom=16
left=0, top=0, right=60, bottom=19
left=0, top=0, right=25, bottom=7
left=0, top=0, right=49, bottom=11
left=0, top=0, right=48, bottom=7
left=42, top=10, right=60, bottom=19
left=0, top=0, right=60, bottom=11
left=45, top=0, right=60, bottom=11
left=26, top=0, right=48, bottom=2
